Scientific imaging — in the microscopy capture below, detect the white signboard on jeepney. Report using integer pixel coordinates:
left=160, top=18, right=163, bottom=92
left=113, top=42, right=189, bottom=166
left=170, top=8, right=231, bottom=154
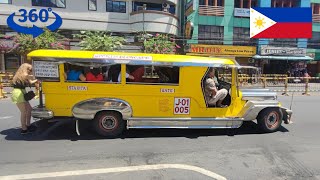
left=68, top=86, right=88, bottom=91
left=161, top=88, right=175, bottom=93
left=93, top=54, right=153, bottom=61
left=33, top=61, right=59, bottom=78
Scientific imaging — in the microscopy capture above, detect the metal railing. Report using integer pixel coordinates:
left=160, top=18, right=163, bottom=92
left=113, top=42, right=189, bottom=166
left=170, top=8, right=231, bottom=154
left=237, top=76, right=320, bottom=95
left=198, top=5, right=224, bottom=16
left=313, top=14, right=320, bottom=23
left=0, top=73, right=13, bottom=99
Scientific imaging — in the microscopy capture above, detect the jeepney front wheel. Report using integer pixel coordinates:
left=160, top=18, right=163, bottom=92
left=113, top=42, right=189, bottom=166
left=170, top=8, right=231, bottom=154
left=257, top=108, right=283, bottom=133
left=93, top=111, right=124, bottom=138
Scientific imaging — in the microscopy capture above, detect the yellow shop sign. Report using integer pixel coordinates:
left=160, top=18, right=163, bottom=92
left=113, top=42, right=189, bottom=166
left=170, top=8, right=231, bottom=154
left=189, top=44, right=257, bottom=57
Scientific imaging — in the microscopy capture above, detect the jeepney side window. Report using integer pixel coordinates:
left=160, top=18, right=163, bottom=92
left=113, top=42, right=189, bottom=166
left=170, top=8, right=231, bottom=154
left=32, top=60, right=60, bottom=82
left=126, top=65, right=180, bottom=85
left=64, top=63, right=86, bottom=82
left=64, top=63, right=124, bottom=83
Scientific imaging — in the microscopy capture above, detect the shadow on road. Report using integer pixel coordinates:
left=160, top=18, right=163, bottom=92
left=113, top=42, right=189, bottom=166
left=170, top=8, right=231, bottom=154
left=0, top=120, right=289, bottom=141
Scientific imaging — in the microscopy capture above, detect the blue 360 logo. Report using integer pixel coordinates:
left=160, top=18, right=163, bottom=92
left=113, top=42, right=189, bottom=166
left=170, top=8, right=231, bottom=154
left=7, top=8, right=62, bottom=38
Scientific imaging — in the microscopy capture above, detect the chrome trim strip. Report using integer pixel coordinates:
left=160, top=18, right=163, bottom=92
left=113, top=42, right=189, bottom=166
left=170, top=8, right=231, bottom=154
left=129, top=125, right=239, bottom=129
left=241, top=91, right=277, bottom=101
left=128, top=117, right=244, bottom=121
left=240, top=88, right=271, bottom=92
left=127, top=120, right=243, bottom=129
left=72, top=98, right=133, bottom=120
left=242, top=92, right=277, bottom=96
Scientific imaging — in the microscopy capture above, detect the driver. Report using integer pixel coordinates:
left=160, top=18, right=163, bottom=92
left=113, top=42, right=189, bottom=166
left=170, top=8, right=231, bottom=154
left=205, top=67, right=228, bottom=108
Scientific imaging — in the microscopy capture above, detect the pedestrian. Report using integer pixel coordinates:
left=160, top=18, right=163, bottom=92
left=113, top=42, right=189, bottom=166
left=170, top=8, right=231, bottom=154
left=11, top=63, right=38, bottom=134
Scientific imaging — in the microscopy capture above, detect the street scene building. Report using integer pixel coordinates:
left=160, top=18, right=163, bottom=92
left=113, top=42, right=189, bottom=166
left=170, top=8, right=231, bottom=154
left=184, top=0, right=320, bottom=77
left=0, top=0, right=181, bottom=72
left=1, top=1, right=320, bottom=179
left=0, top=0, right=320, bottom=75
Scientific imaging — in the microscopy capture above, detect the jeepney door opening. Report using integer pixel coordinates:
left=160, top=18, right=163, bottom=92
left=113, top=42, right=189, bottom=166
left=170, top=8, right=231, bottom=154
left=201, top=67, right=232, bottom=108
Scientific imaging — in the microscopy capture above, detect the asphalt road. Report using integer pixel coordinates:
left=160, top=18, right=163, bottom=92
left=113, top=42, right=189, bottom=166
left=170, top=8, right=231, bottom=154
left=0, top=94, right=319, bottom=180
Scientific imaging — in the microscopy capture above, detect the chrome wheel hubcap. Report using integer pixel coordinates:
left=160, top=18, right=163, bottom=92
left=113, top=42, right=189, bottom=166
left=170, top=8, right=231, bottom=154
left=101, top=116, right=116, bottom=130
left=266, top=112, right=279, bottom=128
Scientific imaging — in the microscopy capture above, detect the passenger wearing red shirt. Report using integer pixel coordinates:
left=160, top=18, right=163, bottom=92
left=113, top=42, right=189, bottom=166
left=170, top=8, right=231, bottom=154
left=86, top=68, right=104, bottom=81
left=128, top=65, right=144, bottom=82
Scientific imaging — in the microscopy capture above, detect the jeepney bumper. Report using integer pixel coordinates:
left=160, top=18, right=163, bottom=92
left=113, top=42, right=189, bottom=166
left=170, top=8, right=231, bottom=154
left=31, top=106, right=54, bottom=119
left=281, top=107, right=293, bottom=124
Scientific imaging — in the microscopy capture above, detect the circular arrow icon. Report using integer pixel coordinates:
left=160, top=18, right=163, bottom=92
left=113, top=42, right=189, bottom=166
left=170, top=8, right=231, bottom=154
left=7, top=8, right=63, bottom=38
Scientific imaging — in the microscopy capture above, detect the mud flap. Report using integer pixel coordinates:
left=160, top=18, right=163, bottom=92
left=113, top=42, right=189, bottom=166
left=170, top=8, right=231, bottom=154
left=281, top=108, right=293, bottom=124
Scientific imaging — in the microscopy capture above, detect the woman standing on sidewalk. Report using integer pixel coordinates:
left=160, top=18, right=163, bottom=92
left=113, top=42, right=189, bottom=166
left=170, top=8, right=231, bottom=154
left=11, top=63, right=38, bottom=134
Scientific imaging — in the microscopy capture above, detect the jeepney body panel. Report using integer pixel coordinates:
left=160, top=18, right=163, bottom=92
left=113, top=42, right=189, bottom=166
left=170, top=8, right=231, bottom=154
left=28, top=50, right=292, bottom=128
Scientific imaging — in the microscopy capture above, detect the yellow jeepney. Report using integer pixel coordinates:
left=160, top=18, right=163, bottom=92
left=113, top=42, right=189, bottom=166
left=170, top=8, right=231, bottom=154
left=28, top=50, right=292, bottom=138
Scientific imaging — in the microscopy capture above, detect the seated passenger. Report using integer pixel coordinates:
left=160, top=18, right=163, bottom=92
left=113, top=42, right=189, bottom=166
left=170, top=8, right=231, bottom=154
left=127, top=65, right=144, bottom=82
left=117, top=69, right=134, bottom=82
left=102, top=66, right=109, bottom=81
left=86, top=67, right=103, bottom=82
left=205, top=67, right=228, bottom=108
left=107, top=65, right=121, bottom=82
left=66, top=65, right=86, bottom=81
left=106, top=65, right=134, bottom=82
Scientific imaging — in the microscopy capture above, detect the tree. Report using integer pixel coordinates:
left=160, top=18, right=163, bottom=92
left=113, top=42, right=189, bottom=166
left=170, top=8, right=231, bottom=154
left=10, top=29, right=67, bottom=56
left=74, top=31, right=125, bottom=51
left=143, top=33, right=180, bottom=54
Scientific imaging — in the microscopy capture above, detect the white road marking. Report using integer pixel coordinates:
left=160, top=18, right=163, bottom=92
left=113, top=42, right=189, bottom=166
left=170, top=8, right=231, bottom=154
left=0, top=164, right=227, bottom=180
left=0, top=116, right=13, bottom=120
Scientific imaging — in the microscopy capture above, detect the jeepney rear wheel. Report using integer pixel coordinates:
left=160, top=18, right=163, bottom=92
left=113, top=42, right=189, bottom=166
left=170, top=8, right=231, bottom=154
left=257, top=108, right=283, bottom=133
left=93, top=111, right=124, bottom=138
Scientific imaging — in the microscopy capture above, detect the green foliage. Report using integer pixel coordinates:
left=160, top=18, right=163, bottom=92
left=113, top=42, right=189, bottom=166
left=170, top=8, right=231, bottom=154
left=11, top=29, right=67, bottom=55
left=143, top=33, right=180, bottom=54
left=74, top=31, right=125, bottom=51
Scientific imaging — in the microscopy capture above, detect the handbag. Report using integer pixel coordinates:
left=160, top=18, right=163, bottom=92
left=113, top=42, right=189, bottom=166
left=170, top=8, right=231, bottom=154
left=24, top=87, right=35, bottom=101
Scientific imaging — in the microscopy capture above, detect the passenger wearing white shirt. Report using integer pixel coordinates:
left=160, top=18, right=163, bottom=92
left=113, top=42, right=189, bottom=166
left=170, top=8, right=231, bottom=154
left=117, top=72, right=134, bottom=82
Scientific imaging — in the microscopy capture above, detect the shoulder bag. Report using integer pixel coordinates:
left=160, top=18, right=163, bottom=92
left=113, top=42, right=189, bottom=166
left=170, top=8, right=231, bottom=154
left=24, top=86, right=35, bottom=101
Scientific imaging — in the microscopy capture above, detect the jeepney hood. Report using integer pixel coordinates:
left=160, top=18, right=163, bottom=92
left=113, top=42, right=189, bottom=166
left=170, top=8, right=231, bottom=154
left=240, top=89, right=277, bottom=101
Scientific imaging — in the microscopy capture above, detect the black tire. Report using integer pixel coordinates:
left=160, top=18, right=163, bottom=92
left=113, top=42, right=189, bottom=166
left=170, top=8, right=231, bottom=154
left=93, top=111, right=124, bottom=138
left=257, top=108, right=283, bottom=133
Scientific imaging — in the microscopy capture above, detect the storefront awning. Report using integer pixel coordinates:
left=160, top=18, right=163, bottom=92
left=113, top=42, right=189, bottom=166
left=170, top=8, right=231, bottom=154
left=252, top=55, right=314, bottom=61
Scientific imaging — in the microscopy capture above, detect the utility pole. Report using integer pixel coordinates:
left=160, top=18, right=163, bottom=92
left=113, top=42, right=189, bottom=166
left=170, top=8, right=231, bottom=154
left=142, top=4, right=147, bottom=53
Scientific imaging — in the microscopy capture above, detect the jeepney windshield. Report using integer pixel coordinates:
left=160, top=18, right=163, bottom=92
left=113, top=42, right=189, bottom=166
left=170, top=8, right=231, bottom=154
left=217, top=66, right=232, bottom=84
left=237, top=66, right=261, bottom=88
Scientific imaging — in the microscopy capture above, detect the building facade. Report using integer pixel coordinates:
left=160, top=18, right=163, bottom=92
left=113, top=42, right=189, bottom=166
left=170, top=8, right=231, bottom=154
left=0, top=0, right=181, bottom=72
left=184, top=0, right=320, bottom=76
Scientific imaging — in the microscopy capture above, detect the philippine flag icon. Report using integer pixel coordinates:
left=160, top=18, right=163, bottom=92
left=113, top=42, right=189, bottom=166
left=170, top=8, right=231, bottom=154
left=250, top=8, right=312, bottom=38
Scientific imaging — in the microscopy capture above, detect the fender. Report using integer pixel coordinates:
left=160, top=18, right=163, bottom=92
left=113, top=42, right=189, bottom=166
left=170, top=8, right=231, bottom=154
left=238, top=100, right=281, bottom=120
left=72, top=98, right=133, bottom=120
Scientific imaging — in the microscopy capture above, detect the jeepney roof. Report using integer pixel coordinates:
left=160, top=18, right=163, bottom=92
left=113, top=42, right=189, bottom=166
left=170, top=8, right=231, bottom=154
left=27, top=50, right=236, bottom=67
